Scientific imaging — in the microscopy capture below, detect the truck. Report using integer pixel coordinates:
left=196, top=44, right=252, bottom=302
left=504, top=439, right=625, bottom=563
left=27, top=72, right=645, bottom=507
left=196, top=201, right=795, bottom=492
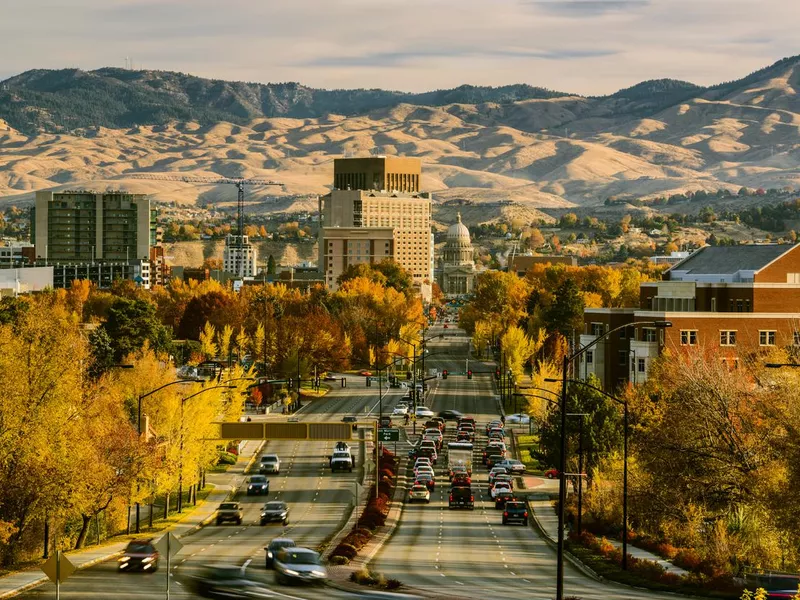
left=448, top=485, right=474, bottom=510
left=447, top=441, right=473, bottom=478
left=329, top=447, right=354, bottom=472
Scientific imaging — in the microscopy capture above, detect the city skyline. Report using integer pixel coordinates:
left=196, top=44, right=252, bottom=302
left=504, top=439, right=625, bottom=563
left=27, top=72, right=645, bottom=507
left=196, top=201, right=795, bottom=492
left=1, top=0, right=798, bottom=96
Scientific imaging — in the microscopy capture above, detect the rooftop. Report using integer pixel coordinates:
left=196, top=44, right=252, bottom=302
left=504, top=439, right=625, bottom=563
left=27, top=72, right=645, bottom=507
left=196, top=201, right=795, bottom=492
left=668, top=244, right=794, bottom=276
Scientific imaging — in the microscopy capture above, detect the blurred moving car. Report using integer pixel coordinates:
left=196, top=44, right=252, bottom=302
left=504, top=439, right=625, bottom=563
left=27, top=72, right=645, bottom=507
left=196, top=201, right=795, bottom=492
left=215, top=502, right=243, bottom=525
left=544, top=468, right=560, bottom=479
left=415, top=406, right=434, bottom=418
left=506, top=413, right=531, bottom=425
left=265, top=537, right=296, bottom=568
left=118, top=539, right=159, bottom=572
left=186, top=564, right=272, bottom=598
left=438, top=409, right=463, bottom=420
left=247, top=475, right=270, bottom=495
left=260, top=501, right=290, bottom=526
left=273, top=547, right=327, bottom=585
left=359, top=370, right=373, bottom=377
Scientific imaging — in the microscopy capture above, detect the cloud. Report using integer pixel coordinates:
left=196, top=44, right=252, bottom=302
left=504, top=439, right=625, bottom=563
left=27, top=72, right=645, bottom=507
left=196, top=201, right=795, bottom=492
left=525, top=0, right=650, bottom=16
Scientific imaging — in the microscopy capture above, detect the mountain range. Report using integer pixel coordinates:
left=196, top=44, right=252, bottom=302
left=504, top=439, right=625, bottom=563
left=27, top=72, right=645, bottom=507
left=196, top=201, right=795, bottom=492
left=1, top=55, right=799, bottom=224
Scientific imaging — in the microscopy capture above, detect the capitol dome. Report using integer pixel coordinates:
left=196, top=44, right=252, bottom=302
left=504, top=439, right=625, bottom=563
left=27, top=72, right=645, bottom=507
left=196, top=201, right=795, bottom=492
left=446, top=213, right=472, bottom=246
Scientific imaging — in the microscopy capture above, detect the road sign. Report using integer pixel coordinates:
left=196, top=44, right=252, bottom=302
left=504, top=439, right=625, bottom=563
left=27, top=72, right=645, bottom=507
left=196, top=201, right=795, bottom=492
left=42, top=551, right=76, bottom=585
left=378, top=428, right=400, bottom=442
left=154, top=532, right=183, bottom=558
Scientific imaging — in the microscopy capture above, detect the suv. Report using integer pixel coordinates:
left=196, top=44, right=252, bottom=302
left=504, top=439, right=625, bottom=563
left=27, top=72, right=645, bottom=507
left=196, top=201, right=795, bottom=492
left=329, top=450, right=354, bottom=472
left=216, top=502, right=243, bottom=525
left=259, top=454, right=280, bottom=474
left=449, top=485, right=474, bottom=510
left=483, top=444, right=505, bottom=466
left=247, top=475, right=270, bottom=495
left=503, top=500, right=529, bottom=526
left=118, top=539, right=159, bottom=572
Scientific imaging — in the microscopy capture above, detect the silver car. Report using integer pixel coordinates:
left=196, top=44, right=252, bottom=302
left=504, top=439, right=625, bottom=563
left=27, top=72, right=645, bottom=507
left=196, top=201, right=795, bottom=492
left=273, top=547, right=327, bottom=585
left=259, top=454, right=280, bottom=474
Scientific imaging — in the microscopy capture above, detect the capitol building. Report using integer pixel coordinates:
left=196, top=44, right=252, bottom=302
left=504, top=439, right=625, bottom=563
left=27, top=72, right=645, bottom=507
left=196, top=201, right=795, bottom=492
left=436, top=213, right=477, bottom=297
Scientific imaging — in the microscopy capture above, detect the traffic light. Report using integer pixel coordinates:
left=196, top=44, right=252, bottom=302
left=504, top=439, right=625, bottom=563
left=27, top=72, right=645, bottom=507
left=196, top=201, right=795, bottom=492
left=442, top=370, right=448, bottom=380
left=467, top=370, right=473, bottom=380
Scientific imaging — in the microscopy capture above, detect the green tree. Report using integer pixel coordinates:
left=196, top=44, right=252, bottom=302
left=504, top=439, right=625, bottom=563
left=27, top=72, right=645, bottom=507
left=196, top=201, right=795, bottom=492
left=542, top=279, right=585, bottom=338
left=267, top=254, right=276, bottom=275
left=102, top=298, right=172, bottom=362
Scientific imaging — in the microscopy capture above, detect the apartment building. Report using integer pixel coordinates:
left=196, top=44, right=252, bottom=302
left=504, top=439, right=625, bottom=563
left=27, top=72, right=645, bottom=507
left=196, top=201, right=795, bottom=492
left=580, top=244, right=800, bottom=391
left=223, top=234, right=258, bottom=278
left=318, top=157, right=433, bottom=294
left=29, top=190, right=158, bottom=288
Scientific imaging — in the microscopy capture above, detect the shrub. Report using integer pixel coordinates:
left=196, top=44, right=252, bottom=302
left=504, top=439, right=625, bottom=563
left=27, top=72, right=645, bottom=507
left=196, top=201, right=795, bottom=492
left=350, top=567, right=377, bottom=585
left=331, top=543, right=358, bottom=560
left=385, top=578, right=402, bottom=590
left=217, top=451, right=237, bottom=465
left=673, top=548, right=703, bottom=572
left=329, top=555, right=349, bottom=565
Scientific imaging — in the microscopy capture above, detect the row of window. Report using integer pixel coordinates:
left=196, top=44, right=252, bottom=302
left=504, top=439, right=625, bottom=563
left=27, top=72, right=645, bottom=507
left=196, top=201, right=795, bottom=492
left=679, top=329, right=787, bottom=346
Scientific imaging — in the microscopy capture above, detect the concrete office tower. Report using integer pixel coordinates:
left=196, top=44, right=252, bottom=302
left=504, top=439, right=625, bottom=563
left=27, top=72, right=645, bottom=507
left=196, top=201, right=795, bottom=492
left=319, top=157, right=433, bottom=293
left=223, top=234, right=258, bottom=278
left=33, top=190, right=154, bottom=262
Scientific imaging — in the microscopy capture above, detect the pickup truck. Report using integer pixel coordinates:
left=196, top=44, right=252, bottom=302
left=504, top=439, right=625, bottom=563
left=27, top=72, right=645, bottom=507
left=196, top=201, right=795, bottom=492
left=448, top=485, right=474, bottom=510
left=329, top=450, right=354, bottom=472
left=215, top=502, right=243, bottom=525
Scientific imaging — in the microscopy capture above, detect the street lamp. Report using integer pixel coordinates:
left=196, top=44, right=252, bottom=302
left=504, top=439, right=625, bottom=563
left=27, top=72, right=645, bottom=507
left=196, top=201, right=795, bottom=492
left=548, top=319, right=670, bottom=598
left=177, top=385, right=236, bottom=513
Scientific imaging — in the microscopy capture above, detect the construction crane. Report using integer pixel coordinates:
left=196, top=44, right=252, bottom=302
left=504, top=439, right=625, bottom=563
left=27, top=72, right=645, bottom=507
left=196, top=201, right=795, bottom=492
left=130, top=174, right=283, bottom=277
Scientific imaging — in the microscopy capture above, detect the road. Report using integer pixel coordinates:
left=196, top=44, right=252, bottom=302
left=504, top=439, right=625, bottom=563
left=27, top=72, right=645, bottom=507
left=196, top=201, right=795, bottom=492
left=371, top=325, right=690, bottom=600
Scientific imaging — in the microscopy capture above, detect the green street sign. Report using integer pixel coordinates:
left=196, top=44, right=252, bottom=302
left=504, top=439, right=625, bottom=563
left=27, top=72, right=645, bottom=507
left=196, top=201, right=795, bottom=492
left=378, top=428, right=400, bottom=442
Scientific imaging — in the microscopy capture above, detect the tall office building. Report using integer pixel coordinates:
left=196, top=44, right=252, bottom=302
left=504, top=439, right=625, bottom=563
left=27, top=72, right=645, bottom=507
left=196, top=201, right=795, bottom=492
left=319, top=157, right=433, bottom=294
left=31, top=190, right=157, bottom=288
left=223, top=234, right=258, bottom=278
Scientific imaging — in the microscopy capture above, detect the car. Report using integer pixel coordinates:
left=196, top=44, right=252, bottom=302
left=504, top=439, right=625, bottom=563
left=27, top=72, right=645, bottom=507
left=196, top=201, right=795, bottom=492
left=488, top=467, right=508, bottom=484
left=408, top=446, right=437, bottom=464
left=423, top=435, right=442, bottom=450
left=456, top=430, right=472, bottom=443
left=448, top=485, right=474, bottom=510
left=379, top=415, right=394, bottom=428
left=260, top=501, right=290, bottom=526
left=451, top=472, right=471, bottom=486
left=415, top=473, right=435, bottom=490
left=265, top=537, right=296, bottom=569
left=408, top=484, right=431, bottom=503
left=247, top=475, right=270, bottom=495
left=118, top=539, right=159, bottom=572
left=438, top=409, right=463, bottom=421
left=490, top=481, right=512, bottom=500
left=417, top=441, right=438, bottom=459
left=458, top=416, right=476, bottom=427
left=335, top=441, right=350, bottom=452
left=506, top=413, right=531, bottom=425
left=449, top=464, right=469, bottom=480
left=414, top=457, right=432, bottom=469
left=215, top=502, right=243, bottom=525
left=424, top=428, right=443, bottom=443
left=392, top=406, right=409, bottom=416
left=443, top=324, right=448, bottom=329
left=494, top=489, right=515, bottom=509
left=415, top=406, right=434, bottom=418
left=414, top=465, right=435, bottom=479
left=485, top=420, right=503, bottom=434
left=259, top=454, right=281, bottom=474
left=359, top=370, right=373, bottom=377
left=273, top=547, right=327, bottom=585
left=330, top=450, right=354, bottom=472
left=493, top=474, right=514, bottom=489
left=483, top=445, right=506, bottom=466
left=487, top=427, right=505, bottom=439
left=188, top=564, right=273, bottom=597
left=503, top=500, right=529, bottom=526
left=342, top=415, right=358, bottom=423
left=323, top=374, right=338, bottom=381
left=544, top=468, right=560, bottom=479
left=496, top=459, right=526, bottom=474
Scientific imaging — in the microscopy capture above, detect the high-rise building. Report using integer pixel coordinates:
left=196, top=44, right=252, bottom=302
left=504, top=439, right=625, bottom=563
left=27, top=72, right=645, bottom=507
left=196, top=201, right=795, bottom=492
left=319, top=157, right=432, bottom=294
left=30, top=190, right=158, bottom=288
left=223, top=234, right=258, bottom=277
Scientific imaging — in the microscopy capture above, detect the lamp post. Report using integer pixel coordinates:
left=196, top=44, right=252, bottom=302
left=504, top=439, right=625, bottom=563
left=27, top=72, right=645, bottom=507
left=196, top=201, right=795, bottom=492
left=177, top=385, right=237, bottom=513
left=547, top=319, right=670, bottom=598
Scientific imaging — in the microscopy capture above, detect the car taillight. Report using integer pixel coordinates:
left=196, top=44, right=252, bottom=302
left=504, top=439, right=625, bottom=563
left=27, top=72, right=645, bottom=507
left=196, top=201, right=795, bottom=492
left=449, top=495, right=453, bottom=501
left=503, top=511, right=508, bottom=517
left=470, top=496, right=474, bottom=501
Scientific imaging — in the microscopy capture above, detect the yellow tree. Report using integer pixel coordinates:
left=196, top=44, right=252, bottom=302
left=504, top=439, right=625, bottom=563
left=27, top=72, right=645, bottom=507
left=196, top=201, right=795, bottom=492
left=199, top=322, right=218, bottom=360
left=472, top=320, right=493, bottom=359
left=217, top=324, right=234, bottom=363
left=501, top=325, right=544, bottom=384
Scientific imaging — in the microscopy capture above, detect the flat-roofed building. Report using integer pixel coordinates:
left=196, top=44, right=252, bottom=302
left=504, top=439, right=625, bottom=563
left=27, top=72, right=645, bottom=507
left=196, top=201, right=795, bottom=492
left=333, top=156, right=421, bottom=193
left=223, top=234, right=258, bottom=278
left=320, top=227, right=395, bottom=288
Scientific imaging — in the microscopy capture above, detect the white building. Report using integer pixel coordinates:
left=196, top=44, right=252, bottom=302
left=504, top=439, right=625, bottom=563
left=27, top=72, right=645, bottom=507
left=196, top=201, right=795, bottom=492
left=223, top=234, right=258, bottom=277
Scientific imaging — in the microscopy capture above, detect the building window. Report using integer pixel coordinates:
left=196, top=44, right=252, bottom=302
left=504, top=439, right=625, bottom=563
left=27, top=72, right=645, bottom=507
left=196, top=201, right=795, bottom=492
left=745, top=299, right=751, bottom=312
left=590, top=323, right=604, bottom=336
left=759, top=330, right=776, bottom=346
left=642, top=327, right=657, bottom=342
left=680, top=330, right=698, bottom=345
left=586, top=351, right=593, bottom=365
left=736, top=299, right=744, bottom=312
left=618, top=351, right=627, bottom=366
left=719, top=330, right=737, bottom=346
left=619, top=327, right=626, bottom=339
left=638, top=358, right=646, bottom=373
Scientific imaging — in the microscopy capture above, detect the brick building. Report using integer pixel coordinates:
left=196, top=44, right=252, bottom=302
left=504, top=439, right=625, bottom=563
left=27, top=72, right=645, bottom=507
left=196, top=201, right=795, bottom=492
left=580, top=244, right=800, bottom=391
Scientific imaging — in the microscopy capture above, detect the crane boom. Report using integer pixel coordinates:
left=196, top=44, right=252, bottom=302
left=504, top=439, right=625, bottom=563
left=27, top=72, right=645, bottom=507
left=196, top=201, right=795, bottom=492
left=130, top=173, right=283, bottom=278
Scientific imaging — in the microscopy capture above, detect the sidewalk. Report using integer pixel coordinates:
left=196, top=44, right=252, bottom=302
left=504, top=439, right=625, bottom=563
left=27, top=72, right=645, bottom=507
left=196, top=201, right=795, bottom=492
left=0, top=439, right=264, bottom=599
left=521, top=475, right=688, bottom=577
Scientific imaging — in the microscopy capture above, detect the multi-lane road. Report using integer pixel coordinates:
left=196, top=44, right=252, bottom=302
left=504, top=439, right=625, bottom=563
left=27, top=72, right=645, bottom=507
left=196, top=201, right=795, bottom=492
left=16, top=323, right=687, bottom=599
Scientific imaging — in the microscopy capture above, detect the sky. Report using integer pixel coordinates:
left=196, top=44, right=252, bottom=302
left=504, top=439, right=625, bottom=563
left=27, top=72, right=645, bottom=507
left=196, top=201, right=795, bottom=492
left=1, top=0, right=798, bottom=96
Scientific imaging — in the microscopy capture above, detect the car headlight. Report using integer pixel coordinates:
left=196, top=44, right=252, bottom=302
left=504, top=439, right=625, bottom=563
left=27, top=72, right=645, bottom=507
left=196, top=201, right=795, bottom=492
left=142, top=556, right=154, bottom=563
left=118, top=556, right=130, bottom=563
left=311, top=570, right=326, bottom=577
left=261, top=513, right=267, bottom=517
left=267, top=551, right=273, bottom=558
left=248, top=485, right=254, bottom=489
left=283, top=568, right=299, bottom=576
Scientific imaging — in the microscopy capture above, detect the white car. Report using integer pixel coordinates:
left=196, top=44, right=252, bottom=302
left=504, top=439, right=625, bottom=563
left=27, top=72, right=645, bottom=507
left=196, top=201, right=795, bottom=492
left=408, top=484, right=431, bottom=503
left=392, top=405, right=409, bottom=416
left=415, top=406, right=434, bottom=418
left=490, top=481, right=512, bottom=500
left=414, top=457, right=432, bottom=470
left=414, top=465, right=435, bottom=479
left=506, top=413, right=531, bottom=425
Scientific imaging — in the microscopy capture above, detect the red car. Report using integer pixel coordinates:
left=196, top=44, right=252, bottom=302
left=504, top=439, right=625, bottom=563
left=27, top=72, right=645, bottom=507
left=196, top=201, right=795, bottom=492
left=359, top=370, right=373, bottom=377
left=544, top=468, right=560, bottom=479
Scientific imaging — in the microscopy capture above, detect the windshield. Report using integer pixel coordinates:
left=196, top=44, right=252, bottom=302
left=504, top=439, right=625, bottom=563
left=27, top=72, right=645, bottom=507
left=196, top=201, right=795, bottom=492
left=264, top=502, right=285, bottom=511
left=250, top=476, right=266, bottom=483
left=283, top=551, right=320, bottom=565
left=333, top=452, right=349, bottom=459
left=262, top=456, right=278, bottom=462
left=219, top=503, right=238, bottom=510
left=126, top=542, right=153, bottom=553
